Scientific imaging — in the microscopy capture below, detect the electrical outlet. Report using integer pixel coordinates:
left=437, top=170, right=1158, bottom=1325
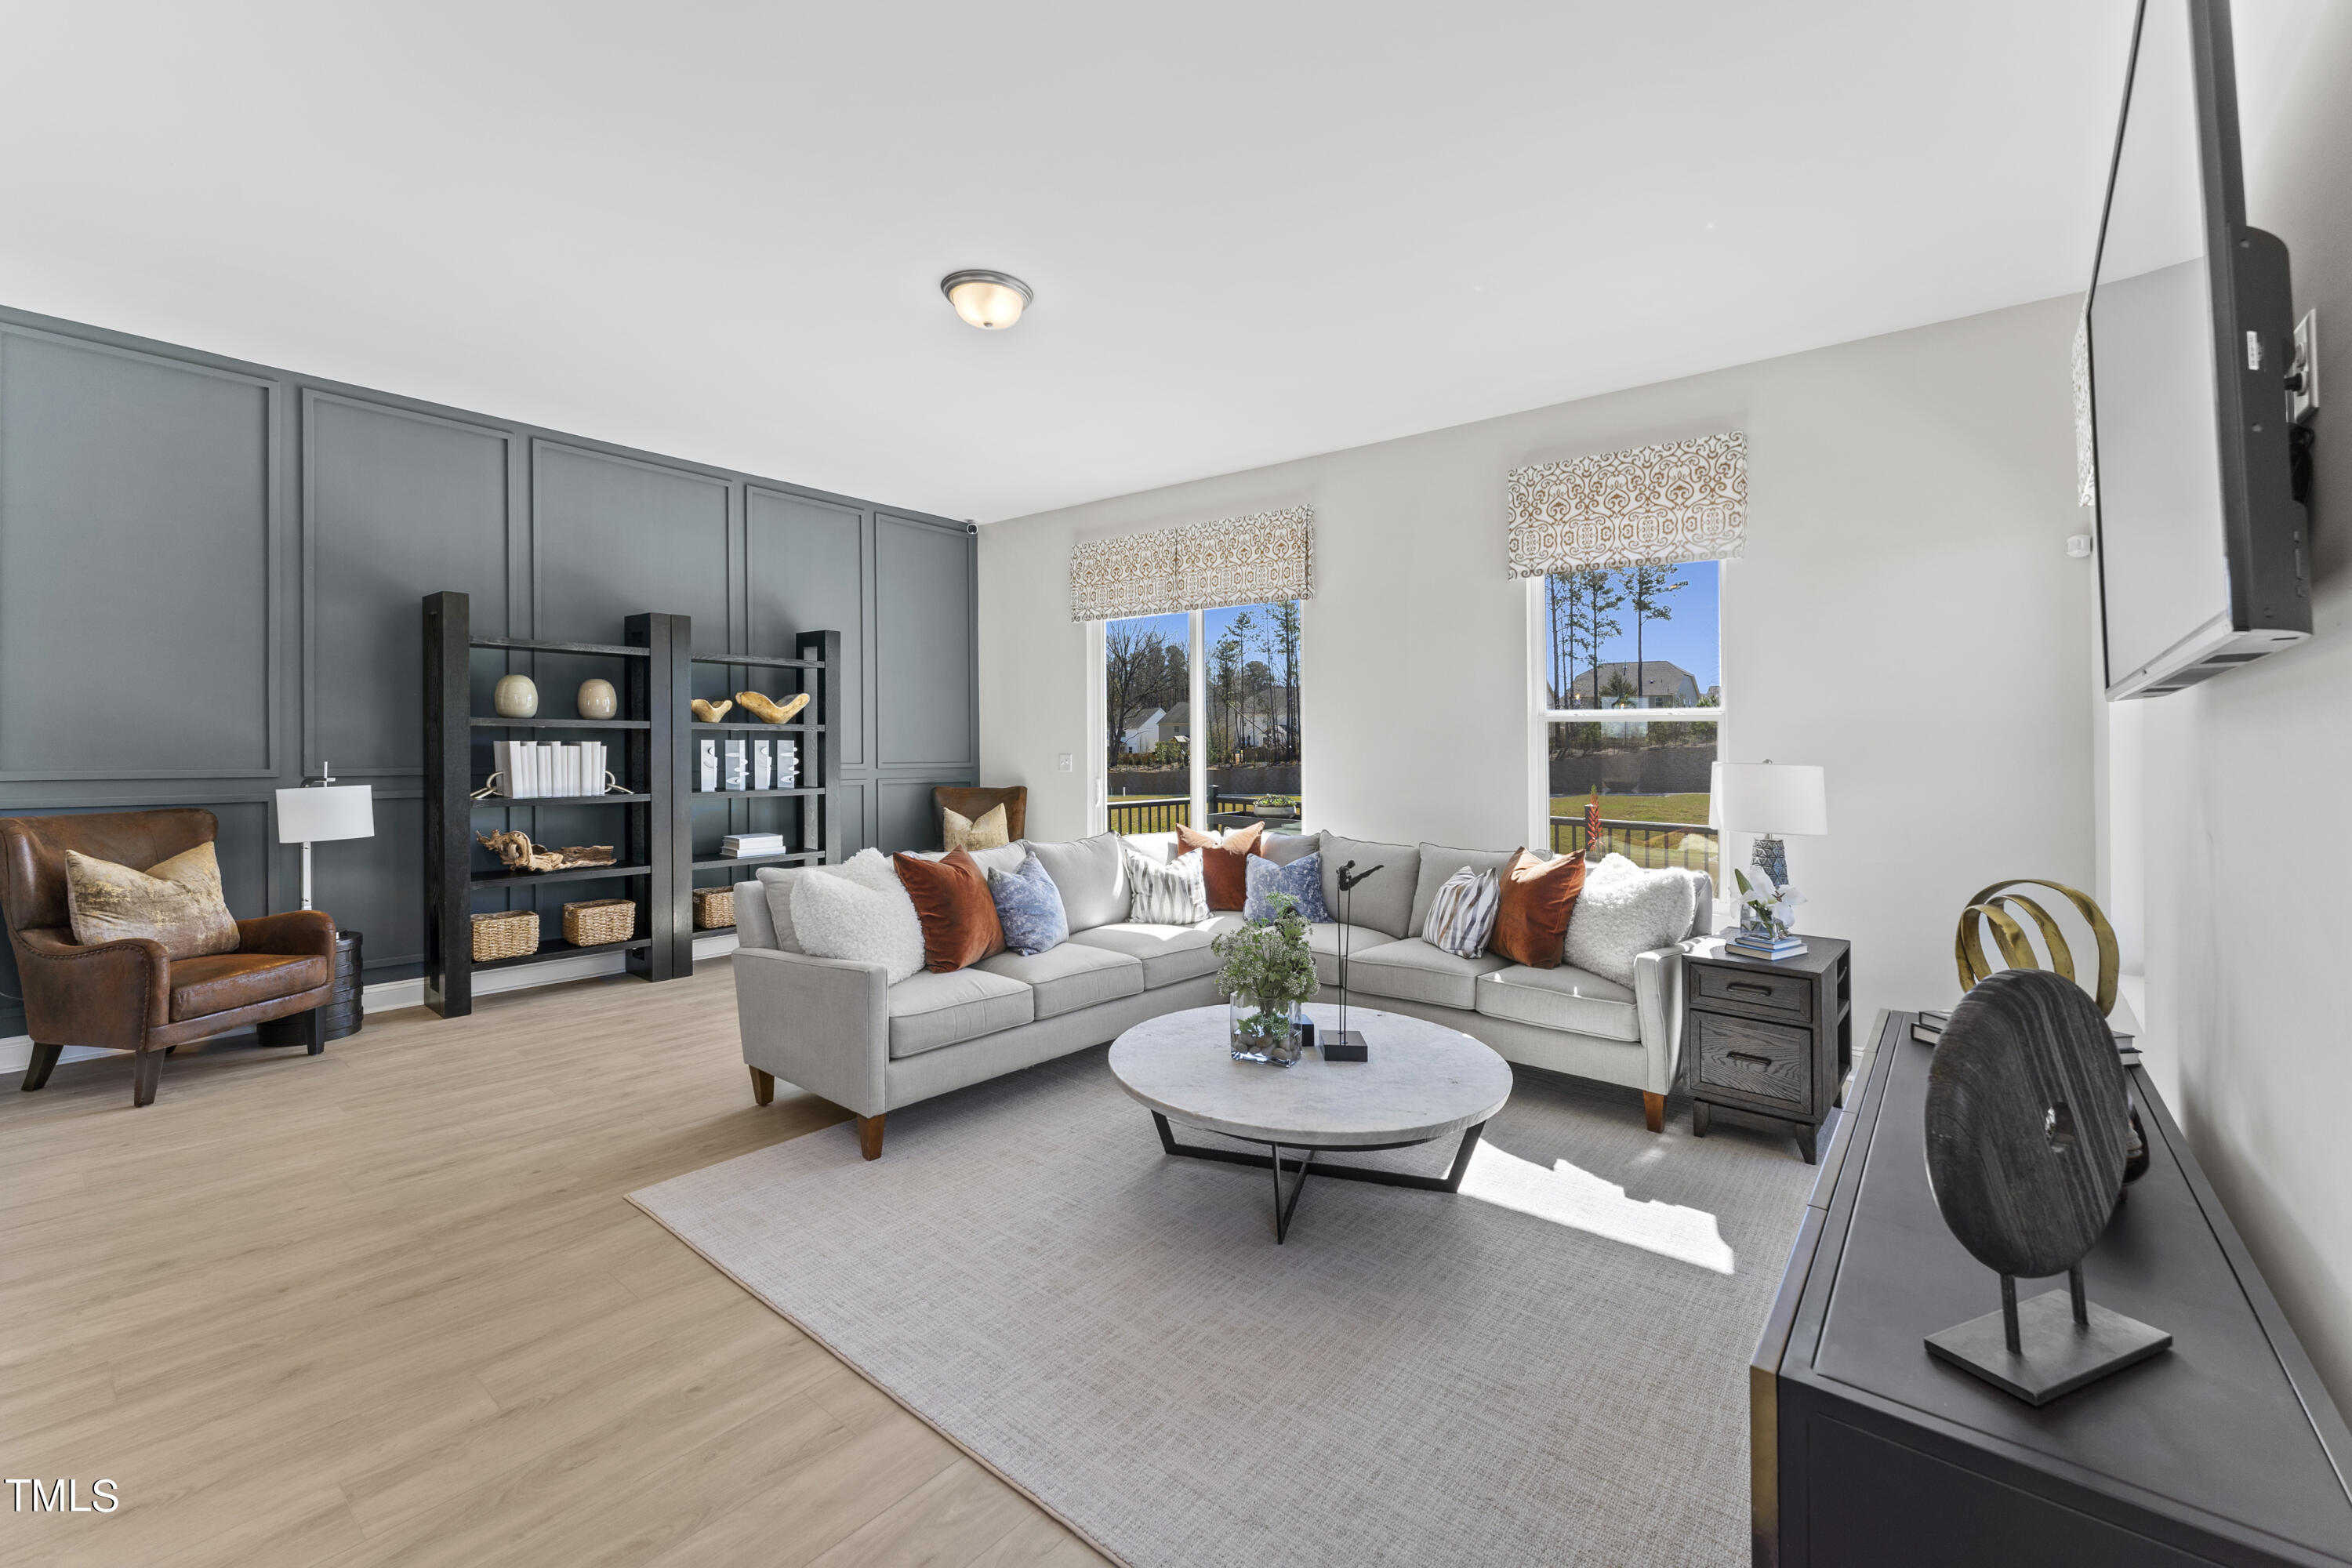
left=1056, top=753, right=1073, bottom=773
left=2067, top=535, right=2094, bottom=559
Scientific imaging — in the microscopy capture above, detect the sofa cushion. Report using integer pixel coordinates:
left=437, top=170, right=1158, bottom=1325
left=903, top=842, right=1031, bottom=879
left=1069, top=918, right=1227, bottom=988
left=1176, top=820, right=1265, bottom=910
left=895, top=848, right=1007, bottom=972
left=1475, top=962, right=1639, bottom=1041
left=1244, top=851, right=1329, bottom=922
left=887, top=967, right=1035, bottom=1058
left=1025, top=833, right=1131, bottom=931
left=1127, top=849, right=1209, bottom=924
left=757, top=849, right=891, bottom=954
left=793, top=863, right=927, bottom=984
left=1341, top=936, right=1508, bottom=1011
left=1410, top=843, right=1521, bottom=937
left=1260, top=831, right=1323, bottom=866
left=987, top=851, right=1069, bottom=956
left=1493, top=848, right=1584, bottom=969
left=1316, top=836, right=1420, bottom=940
left=975, top=941, right=1144, bottom=1018
left=168, top=952, right=330, bottom=1022
left=1563, top=853, right=1699, bottom=985
left=1305, top=921, right=1403, bottom=986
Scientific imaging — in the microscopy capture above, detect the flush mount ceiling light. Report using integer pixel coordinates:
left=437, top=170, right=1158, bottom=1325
left=941, top=270, right=1033, bottom=330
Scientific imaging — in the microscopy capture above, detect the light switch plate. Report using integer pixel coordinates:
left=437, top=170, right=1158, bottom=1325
left=1057, top=753, right=1073, bottom=772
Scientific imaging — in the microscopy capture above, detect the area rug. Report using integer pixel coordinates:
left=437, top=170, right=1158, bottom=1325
left=630, top=1041, right=1821, bottom=1567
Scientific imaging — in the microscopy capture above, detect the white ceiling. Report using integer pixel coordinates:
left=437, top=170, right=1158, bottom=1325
left=0, top=1, right=2161, bottom=521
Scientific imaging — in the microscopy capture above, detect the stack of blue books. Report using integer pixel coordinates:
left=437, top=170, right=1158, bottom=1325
left=1724, top=928, right=1808, bottom=961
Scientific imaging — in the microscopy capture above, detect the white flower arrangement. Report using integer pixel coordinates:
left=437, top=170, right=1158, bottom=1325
left=1732, top=866, right=1805, bottom=936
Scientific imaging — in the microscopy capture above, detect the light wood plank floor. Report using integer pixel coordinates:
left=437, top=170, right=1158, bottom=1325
left=0, top=960, right=1109, bottom=1568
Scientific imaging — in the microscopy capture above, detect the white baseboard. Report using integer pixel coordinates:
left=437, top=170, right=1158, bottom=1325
left=2, top=933, right=739, bottom=1075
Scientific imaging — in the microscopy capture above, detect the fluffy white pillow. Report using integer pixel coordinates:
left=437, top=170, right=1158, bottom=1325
left=1563, top=854, right=1697, bottom=985
left=759, top=847, right=899, bottom=953
left=791, top=851, right=926, bottom=983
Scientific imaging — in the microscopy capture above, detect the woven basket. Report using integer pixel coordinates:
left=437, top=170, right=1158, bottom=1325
left=692, top=887, right=735, bottom=930
left=562, top=898, right=637, bottom=948
left=470, top=909, right=539, bottom=963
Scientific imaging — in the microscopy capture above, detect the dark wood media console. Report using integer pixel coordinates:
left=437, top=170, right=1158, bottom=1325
left=1753, top=1012, right=2352, bottom=1566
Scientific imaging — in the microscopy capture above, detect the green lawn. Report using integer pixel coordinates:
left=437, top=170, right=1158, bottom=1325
left=1548, top=793, right=1711, bottom=825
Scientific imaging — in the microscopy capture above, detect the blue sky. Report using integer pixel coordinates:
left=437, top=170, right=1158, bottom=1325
left=1551, top=561, right=1720, bottom=693
left=1110, top=567, right=1720, bottom=699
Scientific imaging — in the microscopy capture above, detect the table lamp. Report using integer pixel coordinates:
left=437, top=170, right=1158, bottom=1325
left=1711, top=760, right=1828, bottom=892
left=276, top=763, right=374, bottom=911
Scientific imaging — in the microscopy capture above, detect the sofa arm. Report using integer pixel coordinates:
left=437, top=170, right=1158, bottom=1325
left=731, top=946, right=890, bottom=1116
left=1630, top=943, right=1689, bottom=1097
left=13, top=926, right=170, bottom=1049
left=237, top=909, right=337, bottom=960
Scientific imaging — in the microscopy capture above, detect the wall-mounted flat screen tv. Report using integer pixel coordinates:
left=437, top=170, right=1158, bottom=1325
left=2086, top=0, right=2309, bottom=699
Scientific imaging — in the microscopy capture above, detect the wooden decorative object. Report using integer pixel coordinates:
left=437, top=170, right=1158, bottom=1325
left=475, top=829, right=616, bottom=873
left=734, top=690, right=809, bottom=725
left=1921, top=968, right=2169, bottom=1404
left=470, top=909, right=540, bottom=962
left=1954, top=878, right=2120, bottom=1016
left=690, top=698, right=733, bottom=724
left=561, top=898, right=637, bottom=947
left=692, top=887, right=734, bottom=930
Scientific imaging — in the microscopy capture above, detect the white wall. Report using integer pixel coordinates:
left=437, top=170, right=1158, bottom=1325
left=981, top=294, right=2092, bottom=1036
left=2103, top=0, right=2352, bottom=1409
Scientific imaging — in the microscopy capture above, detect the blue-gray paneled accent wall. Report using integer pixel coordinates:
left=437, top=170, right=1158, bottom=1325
left=0, top=303, right=978, bottom=1036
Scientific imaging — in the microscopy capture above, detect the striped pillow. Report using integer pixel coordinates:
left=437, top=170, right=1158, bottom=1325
left=1422, top=866, right=1501, bottom=957
left=1127, top=849, right=1208, bottom=924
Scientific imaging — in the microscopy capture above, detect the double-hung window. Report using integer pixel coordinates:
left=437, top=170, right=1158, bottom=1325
left=1534, top=561, right=1721, bottom=885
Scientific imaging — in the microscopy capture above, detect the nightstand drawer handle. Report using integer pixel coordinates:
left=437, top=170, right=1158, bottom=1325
left=1727, top=1051, right=1774, bottom=1069
left=1729, top=982, right=1774, bottom=997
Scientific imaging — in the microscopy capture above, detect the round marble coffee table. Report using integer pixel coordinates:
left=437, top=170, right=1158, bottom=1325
left=1108, top=1003, right=1512, bottom=1243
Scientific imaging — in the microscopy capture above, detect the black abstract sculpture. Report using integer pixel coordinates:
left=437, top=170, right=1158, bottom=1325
left=1325, top=859, right=1382, bottom=1061
left=1921, top=967, right=2171, bottom=1405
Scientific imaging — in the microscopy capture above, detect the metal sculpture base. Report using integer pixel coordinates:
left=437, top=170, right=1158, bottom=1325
left=1925, top=1266, right=2172, bottom=1406
left=1320, top=1030, right=1369, bottom=1062
left=1151, top=1112, right=1484, bottom=1244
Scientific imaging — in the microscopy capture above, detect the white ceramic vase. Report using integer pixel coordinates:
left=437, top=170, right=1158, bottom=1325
left=492, top=674, right=539, bottom=718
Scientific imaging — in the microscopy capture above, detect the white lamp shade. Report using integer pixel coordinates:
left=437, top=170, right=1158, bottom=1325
left=1713, top=763, right=1828, bottom=837
left=276, top=784, right=374, bottom=844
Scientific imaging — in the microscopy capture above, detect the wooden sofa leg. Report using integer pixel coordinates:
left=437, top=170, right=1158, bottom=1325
left=855, top=1113, right=885, bottom=1160
left=1642, top=1092, right=1665, bottom=1134
left=132, top=1049, right=164, bottom=1108
left=20, top=1041, right=64, bottom=1092
left=749, top=1066, right=775, bottom=1106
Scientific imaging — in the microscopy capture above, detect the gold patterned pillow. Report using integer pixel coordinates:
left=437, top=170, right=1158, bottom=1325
left=942, top=802, right=1011, bottom=852
left=65, top=842, right=241, bottom=958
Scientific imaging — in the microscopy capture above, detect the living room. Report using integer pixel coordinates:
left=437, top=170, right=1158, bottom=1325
left=3, top=2, right=2348, bottom=1564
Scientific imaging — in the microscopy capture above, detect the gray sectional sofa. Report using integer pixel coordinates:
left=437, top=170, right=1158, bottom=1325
left=731, top=829, right=1712, bottom=1157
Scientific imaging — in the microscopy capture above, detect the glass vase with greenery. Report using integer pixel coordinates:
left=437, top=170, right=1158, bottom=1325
left=1212, top=891, right=1319, bottom=1065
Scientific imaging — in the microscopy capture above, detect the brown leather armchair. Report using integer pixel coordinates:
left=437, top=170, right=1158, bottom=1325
left=2, top=809, right=338, bottom=1107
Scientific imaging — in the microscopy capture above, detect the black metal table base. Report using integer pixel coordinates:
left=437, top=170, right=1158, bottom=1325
left=1150, top=1112, right=1488, bottom=1243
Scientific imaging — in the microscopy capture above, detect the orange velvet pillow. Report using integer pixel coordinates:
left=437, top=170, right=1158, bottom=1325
left=1491, top=848, right=1586, bottom=970
left=1176, top=821, right=1265, bottom=910
left=893, top=848, right=1006, bottom=972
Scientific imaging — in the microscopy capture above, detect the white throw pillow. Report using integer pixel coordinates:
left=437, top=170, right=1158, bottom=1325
left=1563, top=853, right=1697, bottom=985
left=791, top=855, right=926, bottom=983
left=1127, top=849, right=1207, bottom=924
left=759, top=847, right=898, bottom=953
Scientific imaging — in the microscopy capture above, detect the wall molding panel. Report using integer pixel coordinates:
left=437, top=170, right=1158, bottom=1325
left=0, top=301, right=975, bottom=1038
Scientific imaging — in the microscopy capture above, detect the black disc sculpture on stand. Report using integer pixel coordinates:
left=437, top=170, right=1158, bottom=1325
left=1323, top=859, right=1382, bottom=1062
left=1922, top=967, right=2171, bottom=1405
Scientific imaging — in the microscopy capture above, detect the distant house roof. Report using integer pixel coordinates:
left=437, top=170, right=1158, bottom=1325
left=1564, top=660, right=1698, bottom=700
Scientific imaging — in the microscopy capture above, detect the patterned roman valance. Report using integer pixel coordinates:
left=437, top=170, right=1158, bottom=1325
left=1069, top=506, right=1314, bottom=622
left=1506, top=431, right=1748, bottom=575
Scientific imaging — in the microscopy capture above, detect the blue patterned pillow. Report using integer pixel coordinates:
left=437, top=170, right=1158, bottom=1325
left=1243, top=850, right=1330, bottom=923
left=989, top=851, right=1069, bottom=956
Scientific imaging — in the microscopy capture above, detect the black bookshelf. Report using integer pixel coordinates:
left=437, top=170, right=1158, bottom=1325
left=681, top=629, right=843, bottom=954
left=422, top=590, right=688, bottom=1018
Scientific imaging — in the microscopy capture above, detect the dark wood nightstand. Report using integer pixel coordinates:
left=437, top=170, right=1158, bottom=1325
left=1685, top=935, right=1851, bottom=1163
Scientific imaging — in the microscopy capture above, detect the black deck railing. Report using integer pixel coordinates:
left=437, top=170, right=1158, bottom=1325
left=1105, top=796, right=1192, bottom=833
left=1550, top=816, right=1719, bottom=884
